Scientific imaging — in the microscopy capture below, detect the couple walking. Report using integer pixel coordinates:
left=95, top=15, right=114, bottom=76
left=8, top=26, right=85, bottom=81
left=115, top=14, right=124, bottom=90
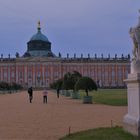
left=27, top=87, right=48, bottom=104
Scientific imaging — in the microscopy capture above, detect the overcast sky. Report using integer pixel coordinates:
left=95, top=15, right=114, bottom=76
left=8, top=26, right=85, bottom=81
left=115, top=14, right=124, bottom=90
left=0, top=0, right=140, bottom=58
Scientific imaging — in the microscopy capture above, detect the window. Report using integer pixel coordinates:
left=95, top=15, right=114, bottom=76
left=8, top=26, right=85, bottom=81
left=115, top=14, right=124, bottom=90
left=4, top=72, right=7, bottom=78
left=118, top=66, right=122, bottom=77
left=11, top=71, right=15, bottom=78
left=19, top=71, right=23, bottom=78
left=46, top=70, right=49, bottom=77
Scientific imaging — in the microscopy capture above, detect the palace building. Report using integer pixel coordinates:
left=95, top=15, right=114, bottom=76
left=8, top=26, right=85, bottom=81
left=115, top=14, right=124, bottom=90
left=0, top=22, right=130, bottom=88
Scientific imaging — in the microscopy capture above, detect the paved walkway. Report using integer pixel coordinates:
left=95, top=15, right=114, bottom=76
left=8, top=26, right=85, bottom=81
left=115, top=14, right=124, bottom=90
left=0, top=91, right=127, bottom=140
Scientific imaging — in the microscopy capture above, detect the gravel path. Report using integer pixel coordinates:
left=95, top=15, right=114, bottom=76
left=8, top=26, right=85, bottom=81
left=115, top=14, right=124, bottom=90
left=0, top=90, right=127, bottom=140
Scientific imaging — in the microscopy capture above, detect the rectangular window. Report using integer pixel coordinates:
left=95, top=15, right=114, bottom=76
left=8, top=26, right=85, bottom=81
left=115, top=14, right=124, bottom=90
left=4, top=72, right=7, bottom=78
left=54, top=72, right=58, bottom=77
left=11, top=71, right=15, bottom=78
left=19, top=71, right=23, bottom=78
left=27, top=66, right=32, bottom=79
left=45, top=70, right=49, bottom=77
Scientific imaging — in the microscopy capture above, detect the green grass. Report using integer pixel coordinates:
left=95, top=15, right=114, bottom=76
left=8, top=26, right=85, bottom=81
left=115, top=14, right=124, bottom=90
left=60, top=127, right=140, bottom=140
left=79, top=89, right=127, bottom=106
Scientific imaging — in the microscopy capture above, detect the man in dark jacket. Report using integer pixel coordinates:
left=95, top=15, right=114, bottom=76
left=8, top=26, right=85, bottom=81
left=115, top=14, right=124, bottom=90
left=28, top=87, right=33, bottom=103
left=57, top=88, right=60, bottom=98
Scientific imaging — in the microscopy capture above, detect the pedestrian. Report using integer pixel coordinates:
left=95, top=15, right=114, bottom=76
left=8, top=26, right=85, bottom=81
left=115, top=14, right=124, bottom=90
left=28, top=87, right=33, bottom=103
left=43, top=89, right=48, bottom=103
left=57, top=88, right=60, bottom=98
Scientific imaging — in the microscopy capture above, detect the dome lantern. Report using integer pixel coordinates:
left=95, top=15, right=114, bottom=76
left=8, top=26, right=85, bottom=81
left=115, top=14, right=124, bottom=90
left=38, top=21, right=41, bottom=32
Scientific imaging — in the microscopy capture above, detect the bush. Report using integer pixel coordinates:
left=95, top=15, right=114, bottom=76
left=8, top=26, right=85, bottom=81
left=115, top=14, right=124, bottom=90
left=0, top=81, right=22, bottom=92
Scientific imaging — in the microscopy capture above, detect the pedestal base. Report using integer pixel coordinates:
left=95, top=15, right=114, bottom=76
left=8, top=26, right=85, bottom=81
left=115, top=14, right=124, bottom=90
left=123, top=114, right=140, bottom=136
left=123, top=73, right=140, bottom=136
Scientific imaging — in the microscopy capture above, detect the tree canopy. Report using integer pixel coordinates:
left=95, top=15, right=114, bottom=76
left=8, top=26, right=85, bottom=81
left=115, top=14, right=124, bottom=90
left=0, top=82, right=22, bottom=91
left=50, top=79, right=63, bottom=89
left=62, top=71, right=82, bottom=90
left=75, top=76, right=97, bottom=96
left=50, top=71, right=82, bottom=91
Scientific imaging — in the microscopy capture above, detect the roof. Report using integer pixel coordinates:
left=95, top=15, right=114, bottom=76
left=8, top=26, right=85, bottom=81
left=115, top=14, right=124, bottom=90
left=30, top=30, right=49, bottom=42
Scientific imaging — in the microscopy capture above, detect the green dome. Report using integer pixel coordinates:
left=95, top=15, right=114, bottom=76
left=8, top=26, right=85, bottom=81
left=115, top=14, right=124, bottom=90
left=30, top=22, right=49, bottom=42
left=30, top=30, right=49, bottom=42
left=24, top=22, right=56, bottom=57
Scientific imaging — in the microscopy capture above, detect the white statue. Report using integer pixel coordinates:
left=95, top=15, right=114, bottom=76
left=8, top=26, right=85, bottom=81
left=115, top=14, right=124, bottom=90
left=123, top=10, right=140, bottom=136
left=130, top=27, right=138, bottom=60
left=130, top=10, right=140, bottom=61
left=130, top=10, right=140, bottom=73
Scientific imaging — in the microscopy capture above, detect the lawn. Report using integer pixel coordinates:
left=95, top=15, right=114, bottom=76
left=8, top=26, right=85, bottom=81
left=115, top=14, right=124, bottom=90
left=60, top=127, right=140, bottom=140
left=79, top=89, right=127, bottom=106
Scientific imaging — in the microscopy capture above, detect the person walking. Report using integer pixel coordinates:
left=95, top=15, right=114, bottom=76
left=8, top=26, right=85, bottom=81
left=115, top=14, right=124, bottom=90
left=28, top=87, right=33, bottom=103
left=43, top=89, right=48, bottom=104
left=57, top=88, right=60, bottom=98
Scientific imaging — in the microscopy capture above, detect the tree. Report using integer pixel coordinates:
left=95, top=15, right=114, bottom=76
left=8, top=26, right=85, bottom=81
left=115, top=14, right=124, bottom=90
left=62, top=72, right=73, bottom=90
left=62, top=71, right=82, bottom=91
left=50, top=79, right=63, bottom=90
left=0, top=82, right=22, bottom=93
left=56, top=79, right=63, bottom=90
left=72, top=71, right=82, bottom=82
left=11, top=82, right=23, bottom=90
left=50, top=81, right=57, bottom=89
left=0, top=82, right=9, bottom=90
left=75, top=76, right=97, bottom=96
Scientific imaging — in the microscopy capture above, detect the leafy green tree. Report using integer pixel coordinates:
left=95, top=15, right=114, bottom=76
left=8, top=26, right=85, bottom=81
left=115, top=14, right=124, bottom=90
left=62, top=71, right=82, bottom=91
left=75, top=76, right=97, bottom=96
left=50, top=71, right=82, bottom=91
left=56, top=79, right=63, bottom=90
left=11, top=82, right=23, bottom=90
left=0, top=82, right=22, bottom=93
left=50, top=81, right=57, bottom=89
left=72, top=71, right=82, bottom=85
left=0, top=82, right=9, bottom=90
left=50, top=79, right=63, bottom=90
left=62, top=72, right=73, bottom=90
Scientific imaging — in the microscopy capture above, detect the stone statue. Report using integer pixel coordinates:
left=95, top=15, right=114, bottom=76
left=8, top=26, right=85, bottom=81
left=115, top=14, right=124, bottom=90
left=129, top=27, right=138, bottom=59
left=130, top=10, right=140, bottom=60
left=123, top=10, right=140, bottom=136
left=130, top=10, right=140, bottom=73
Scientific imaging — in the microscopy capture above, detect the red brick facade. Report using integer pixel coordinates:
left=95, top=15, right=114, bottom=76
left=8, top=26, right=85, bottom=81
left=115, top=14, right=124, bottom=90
left=0, top=57, right=130, bottom=88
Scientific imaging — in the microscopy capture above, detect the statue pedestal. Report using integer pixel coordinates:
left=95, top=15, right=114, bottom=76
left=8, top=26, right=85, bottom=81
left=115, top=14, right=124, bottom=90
left=124, top=10, right=140, bottom=136
left=123, top=73, right=140, bottom=136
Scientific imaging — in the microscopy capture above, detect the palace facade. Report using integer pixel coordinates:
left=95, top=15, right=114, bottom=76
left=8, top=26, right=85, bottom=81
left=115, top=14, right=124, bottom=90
left=0, top=23, right=130, bottom=88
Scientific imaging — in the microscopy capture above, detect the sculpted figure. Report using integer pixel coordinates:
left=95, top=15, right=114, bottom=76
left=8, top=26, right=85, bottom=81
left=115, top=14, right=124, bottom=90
left=130, top=10, right=140, bottom=74
left=130, top=10, right=140, bottom=60
left=129, top=27, right=138, bottom=60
